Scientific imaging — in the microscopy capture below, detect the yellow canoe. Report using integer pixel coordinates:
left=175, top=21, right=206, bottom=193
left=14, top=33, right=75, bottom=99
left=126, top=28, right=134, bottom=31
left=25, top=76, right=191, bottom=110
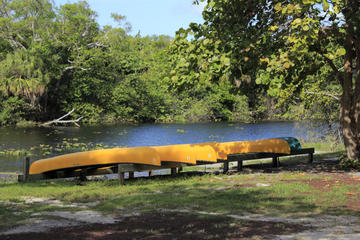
left=151, top=143, right=217, bottom=165
left=29, top=147, right=161, bottom=175
left=212, top=138, right=291, bottom=159
left=29, top=138, right=295, bottom=175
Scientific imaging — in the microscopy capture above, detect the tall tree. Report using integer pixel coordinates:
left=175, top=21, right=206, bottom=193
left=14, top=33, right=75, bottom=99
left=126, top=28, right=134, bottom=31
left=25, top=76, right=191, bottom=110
left=0, top=0, right=55, bottom=110
left=262, top=0, right=360, bottom=161
left=193, top=0, right=359, bottom=161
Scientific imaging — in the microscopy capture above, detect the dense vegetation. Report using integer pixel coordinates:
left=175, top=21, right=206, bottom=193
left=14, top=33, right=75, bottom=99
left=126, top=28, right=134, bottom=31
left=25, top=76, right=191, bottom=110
left=187, top=0, right=359, bottom=160
left=0, top=0, right=341, bottom=125
left=0, top=1, right=358, bottom=160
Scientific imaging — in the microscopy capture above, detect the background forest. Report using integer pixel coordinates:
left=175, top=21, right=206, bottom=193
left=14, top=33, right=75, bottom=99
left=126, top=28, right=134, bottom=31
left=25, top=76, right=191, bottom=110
left=0, top=0, right=341, bottom=125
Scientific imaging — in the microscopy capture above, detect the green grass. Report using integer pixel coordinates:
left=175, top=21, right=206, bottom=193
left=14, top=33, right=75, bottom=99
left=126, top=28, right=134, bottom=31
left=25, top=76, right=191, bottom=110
left=0, top=148, right=355, bottom=230
left=0, top=170, right=357, bottom=216
left=302, top=141, right=345, bottom=152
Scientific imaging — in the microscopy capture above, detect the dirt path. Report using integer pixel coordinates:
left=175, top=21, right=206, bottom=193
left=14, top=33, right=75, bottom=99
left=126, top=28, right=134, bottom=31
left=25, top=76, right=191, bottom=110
left=2, top=208, right=360, bottom=240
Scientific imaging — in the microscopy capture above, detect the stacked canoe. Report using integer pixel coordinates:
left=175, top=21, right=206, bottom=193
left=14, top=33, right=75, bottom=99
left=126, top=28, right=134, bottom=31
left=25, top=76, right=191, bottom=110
left=29, top=137, right=301, bottom=175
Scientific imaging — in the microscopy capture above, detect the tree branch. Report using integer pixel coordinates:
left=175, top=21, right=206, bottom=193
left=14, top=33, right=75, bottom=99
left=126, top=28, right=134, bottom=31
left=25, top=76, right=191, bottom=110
left=305, top=90, right=340, bottom=101
left=42, top=108, right=83, bottom=127
left=319, top=52, right=344, bottom=86
left=87, top=42, right=107, bottom=48
left=3, top=36, right=26, bottom=50
left=63, top=66, right=90, bottom=72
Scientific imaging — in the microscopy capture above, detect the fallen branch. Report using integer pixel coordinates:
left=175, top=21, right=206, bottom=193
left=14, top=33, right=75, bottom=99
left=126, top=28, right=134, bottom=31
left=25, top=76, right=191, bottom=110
left=42, top=109, right=83, bottom=127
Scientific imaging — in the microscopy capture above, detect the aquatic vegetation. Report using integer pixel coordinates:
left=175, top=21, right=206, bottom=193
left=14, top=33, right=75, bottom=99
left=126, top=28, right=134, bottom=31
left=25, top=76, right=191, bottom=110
left=0, top=138, right=123, bottom=162
left=0, top=149, right=32, bottom=157
left=177, top=129, right=186, bottom=133
left=118, top=130, right=128, bottom=136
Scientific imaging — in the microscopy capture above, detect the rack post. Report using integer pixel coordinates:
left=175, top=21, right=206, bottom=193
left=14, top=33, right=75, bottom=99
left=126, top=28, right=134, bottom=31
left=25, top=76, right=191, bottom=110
left=272, top=156, right=279, bottom=167
left=223, top=161, right=229, bottom=173
left=237, top=161, right=243, bottom=171
left=118, top=164, right=124, bottom=185
left=23, top=157, right=30, bottom=182
left=308, top=153, right=313, bottom=163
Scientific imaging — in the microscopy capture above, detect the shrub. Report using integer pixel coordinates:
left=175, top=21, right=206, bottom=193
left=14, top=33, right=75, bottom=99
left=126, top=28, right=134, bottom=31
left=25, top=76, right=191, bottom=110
left=65, top=103, right=104, bottom=124
left=0, top=96, right=27, bottom=125
left=339, top=154, right=360, bottom=170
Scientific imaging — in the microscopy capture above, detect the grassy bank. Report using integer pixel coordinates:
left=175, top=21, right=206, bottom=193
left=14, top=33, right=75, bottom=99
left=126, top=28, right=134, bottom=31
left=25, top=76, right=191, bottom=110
left=2, top=151, right=360, bottom=231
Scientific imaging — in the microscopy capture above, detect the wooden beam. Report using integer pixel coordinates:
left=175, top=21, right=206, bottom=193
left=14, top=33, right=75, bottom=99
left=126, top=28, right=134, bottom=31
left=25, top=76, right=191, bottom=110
left=237, top=160, right=243, bottom=171
left=118, top=164, right=124, bottom=185
left=223, top=162, right=229, bottom=173
left=22, top=157, right=30, bottom=182
left=79, top=168, right=88, bottom=181
left=309, top=153, right=313, bottom=163
left=272, top=156, right=279, bottom=167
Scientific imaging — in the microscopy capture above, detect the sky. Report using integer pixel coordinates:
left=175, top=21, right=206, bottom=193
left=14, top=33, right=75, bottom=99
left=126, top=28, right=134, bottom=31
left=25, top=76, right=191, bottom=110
left=54, top=0, right=206, bottom=37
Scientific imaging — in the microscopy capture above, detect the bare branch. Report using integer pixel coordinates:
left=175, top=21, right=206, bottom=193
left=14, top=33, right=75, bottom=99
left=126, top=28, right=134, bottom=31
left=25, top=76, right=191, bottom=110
left=305, top=90, right=340, bottom=101
left=42, top=109, right=83, bottom=127
left=3, top=36, right=27, bottom=50
left=56, top=108, right=75, bottom=121
left=87, top=42, right=107, bottom=48
left=63, top=66, right=90, bottom=72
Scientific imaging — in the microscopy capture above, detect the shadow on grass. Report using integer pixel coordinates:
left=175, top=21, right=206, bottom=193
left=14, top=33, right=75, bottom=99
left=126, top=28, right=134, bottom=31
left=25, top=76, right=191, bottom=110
left=94, top=181, right=319, bottom=216
left=243, top=152, right=343, bottom=174
left=3, top=212, right=311, bottom=240
left=0, top=203, right=27, bottom=232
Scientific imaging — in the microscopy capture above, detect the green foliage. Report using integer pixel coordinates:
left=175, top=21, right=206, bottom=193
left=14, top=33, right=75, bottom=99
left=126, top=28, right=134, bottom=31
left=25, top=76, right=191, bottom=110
left=0, top=96, right=27, bottom=125
left=0, top=50, right=50, bottom=107
left=0, top=0, right=179, bottom=124
left=339, top=154, right=360, bottom=170
left=68, top=103, right=103, bottom=124
left=0, top=0, right=353, bottom=126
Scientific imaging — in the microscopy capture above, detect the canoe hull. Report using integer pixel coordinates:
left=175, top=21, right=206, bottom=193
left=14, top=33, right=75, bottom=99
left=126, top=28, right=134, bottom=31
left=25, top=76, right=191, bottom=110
left=29, top=138, right=299, bottom=175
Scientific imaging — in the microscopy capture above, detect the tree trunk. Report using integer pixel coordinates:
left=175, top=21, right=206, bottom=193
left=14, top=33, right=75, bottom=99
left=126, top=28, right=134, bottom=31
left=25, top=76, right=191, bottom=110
left=340, top=96, right=360, bottom=161
left=340, top=26, right=360, bottom=161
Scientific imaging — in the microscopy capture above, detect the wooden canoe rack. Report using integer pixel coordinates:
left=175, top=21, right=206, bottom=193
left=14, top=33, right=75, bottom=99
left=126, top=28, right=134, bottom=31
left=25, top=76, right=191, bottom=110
left=19, top=148, right=314, bottom=184
left=220, top=148, right=315, bottom=173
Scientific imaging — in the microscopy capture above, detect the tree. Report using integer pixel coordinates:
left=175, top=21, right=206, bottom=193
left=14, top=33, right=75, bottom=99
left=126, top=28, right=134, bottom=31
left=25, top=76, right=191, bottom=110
left=192, top=0, right=359, bottom=161
left=0, top=50, right=49, bottom=107
left=0, top=0, right=55, bottom=112
left=261, top=0, right=360, bottom=161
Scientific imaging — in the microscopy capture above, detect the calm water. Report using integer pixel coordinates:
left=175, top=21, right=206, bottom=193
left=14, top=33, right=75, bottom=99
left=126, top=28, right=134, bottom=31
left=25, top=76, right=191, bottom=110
left=0, top=121, right=334, bottom=172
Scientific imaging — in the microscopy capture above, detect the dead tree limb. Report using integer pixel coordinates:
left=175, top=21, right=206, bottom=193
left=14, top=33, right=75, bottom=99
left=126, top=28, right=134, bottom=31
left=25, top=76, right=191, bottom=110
left=305, top=91, right=340, bottom=101
left=42, top=108, right=83, bottom=127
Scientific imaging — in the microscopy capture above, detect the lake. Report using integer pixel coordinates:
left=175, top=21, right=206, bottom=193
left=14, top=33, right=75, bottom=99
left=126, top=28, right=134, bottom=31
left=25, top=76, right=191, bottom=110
left=0, top=121, right=335, bottom=172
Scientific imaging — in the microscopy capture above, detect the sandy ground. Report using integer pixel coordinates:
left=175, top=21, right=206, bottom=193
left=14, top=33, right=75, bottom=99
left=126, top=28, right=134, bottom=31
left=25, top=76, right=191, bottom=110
left=1, top=206, right=360, bottom=239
